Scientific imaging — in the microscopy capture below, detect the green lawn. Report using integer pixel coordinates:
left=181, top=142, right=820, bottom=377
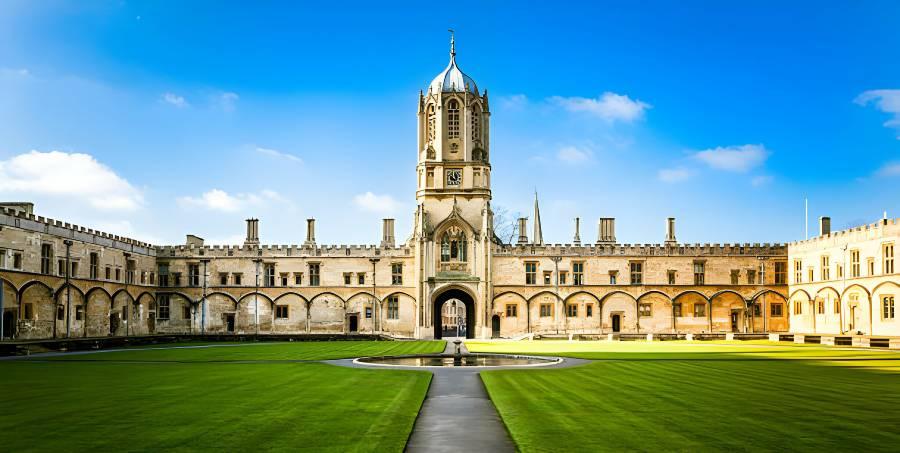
left=477, top=341, right=900, bottom=452
left=0, top=341, right=443, bottom=452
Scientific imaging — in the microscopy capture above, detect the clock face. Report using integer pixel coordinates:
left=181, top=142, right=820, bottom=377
left=447, top=169, right=462, bottom=186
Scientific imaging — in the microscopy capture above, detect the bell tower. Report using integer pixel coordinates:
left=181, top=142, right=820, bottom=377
left=413, top=33, right=494, bottom=340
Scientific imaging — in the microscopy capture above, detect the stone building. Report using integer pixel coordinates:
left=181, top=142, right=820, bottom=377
left=0, top=37, right=816, bottom=341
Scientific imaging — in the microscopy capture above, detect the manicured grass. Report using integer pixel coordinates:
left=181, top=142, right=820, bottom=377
left=479, top=341, right=900, bottom=451
left=0, top=341, right=443, bottom=451
left=43, top=340, right=445, bottom=362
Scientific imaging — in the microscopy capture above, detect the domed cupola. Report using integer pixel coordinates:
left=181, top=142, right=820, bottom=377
left=428, top=34, right=479, bottom=95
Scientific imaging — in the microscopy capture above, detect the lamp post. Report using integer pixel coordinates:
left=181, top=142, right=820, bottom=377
left=200, top=259, right=209, bottom=336
left=369, top=257, right=380, bottom=334
left=123, top=252, right=131, bottom=337
left=63, top=240, right=73, bottom=338
left=253, top=254, right=262, bottom=336
left=551, top=256, right=562, bottom=334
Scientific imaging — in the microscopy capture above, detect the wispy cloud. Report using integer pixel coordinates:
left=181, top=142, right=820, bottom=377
left=855, top=89, right=900, bottom=137
left=256, top=147, right=302, bottom=163
left=177, top=189, right=285, bottom=213
left=751, top=175, right=773, bottom=187
left=556, top=145, right=592, bottom=163
left=658, top=167, right=691, bottom=183
left=161, top=92, right=188, bottom=108
left=550, top=92, right=650, bottom=122
left=353, top=192, right=402, bottom=214
left=692, top=144, right=769, bottom=172
left=0, top=67, right=30, bottom=77
left=876, top=161, right=900, bottom=177
left=499, top=94, right=528, bottom=110
left=218, top=91, right=239, bottom=112
left=0, top=150, right=143, bottom=211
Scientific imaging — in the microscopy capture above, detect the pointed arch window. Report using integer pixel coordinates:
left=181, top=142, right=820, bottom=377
left=471, top=105, right=480, bottom=142
left=427, top=104, right=436, bottom=142
left=440, top=226, right=467, bottom=263
left=447, top=99, right=460, bottom=138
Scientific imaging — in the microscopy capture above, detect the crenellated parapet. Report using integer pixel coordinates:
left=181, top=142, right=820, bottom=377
left=789, top=217, right=900, bottom=251
left=155, top=243, right=414, bottom=259
left=0, top=206, right=156, bottom=256
left=493, top=242, right=787, bottom=257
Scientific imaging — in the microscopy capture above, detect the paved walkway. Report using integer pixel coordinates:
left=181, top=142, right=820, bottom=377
left=331, top=339, right=588, bottom=452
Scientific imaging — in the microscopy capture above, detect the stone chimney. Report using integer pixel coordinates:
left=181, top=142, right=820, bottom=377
left=596, top=218, right=616, bottom=245
left=244, top=218, right=259, bottom=246
left=305, top=218, right=316, bottom=246
left=573, top=217, right=581, bottom=245
left=665, top=217, right=677, bottom=245
left=186, top=234, right=205, bottom=247
left=381, top=218, right=395, bottom=247
left=819, top=216, right=831, bottom=236
left=517, top=217, right=529, bottom=244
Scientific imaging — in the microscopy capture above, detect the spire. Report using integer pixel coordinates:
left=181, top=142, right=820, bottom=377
left=449, top=28, right=456, bottom=60
left=533, top=191, right=544, bottom=245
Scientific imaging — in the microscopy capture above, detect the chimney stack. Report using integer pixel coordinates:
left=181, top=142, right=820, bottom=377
left=305, top=218, right=316, bottom=246
left=517, top=217, right=529, bottom=244
left=573, top=217, right=581, bottom=245
left=819, top=216, right=831, bottom=236
left=596, top=218, right=616, bottom=244
left=244, top=218, right=259, bottom=246
left=665, top=217, right=677, bottom=245
left=381, top=218, right=396, bottom=247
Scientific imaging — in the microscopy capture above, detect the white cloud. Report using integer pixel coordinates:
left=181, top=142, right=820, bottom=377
left=499, top=94, right=528, bottom=110
left=256, top=147, right=302, bottom=163
left=751, top=175, right=773, bottom=187
left=218, top=92, right=239, bottom=112
left=557, top=146, right=592, bottom=163
left=855, top=89, right=900, bottom=136
left=353, top=192, right=402, bottom=214
left=658, top=167, right=691, bottom=183
left=692, top=144, right=769, bottom=172
left=95, top=220, right=163, bottom=245
left=550, top=92, right=650, bottom=122
left=876, top=162, right=900, bottom=177
left=161, top=92, right=188, bottom=108
left=0, top=150, right=143, bottom=211
left=177, top=188, right=284, bottom=213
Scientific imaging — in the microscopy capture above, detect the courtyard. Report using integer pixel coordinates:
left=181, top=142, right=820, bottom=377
left=2, top=339, right=900, bottom=451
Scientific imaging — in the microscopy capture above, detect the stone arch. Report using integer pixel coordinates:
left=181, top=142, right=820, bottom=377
left=673, top=291, right=711, bottom=333
left=16, top=280, right=54, bottom=301
left=840, top=284, right=871, bottom=300
left=711, top=290, right=747, bottom=332
left=491, top=291, right=528, bottom=305
left=599, top=290, right=639, bottom=305
left=563, top=290, right=603, bottom=333
left=53, top=282, right=85, bottom=301
left=270, top=292, right=309, bottom=333
left=673, top=290, right=711, bottom=303
left=0, top=277, right=17, bottom=339
left=710, top=289, right=747, bottom=306
left=636, top=290, right=671, bottom=303
left=636, top=290, right=674, bottom=333
left=602, top=291, right=638, bottom=333
left=203, top=291, right=236, bottom=306
left=85, top=286, right=112, bottom=337
left=53, top=283, right=86, bottom=337
left=308, top=292, right=346, bottom=334
left=433, top=287, right=476, bottom=339
left=18, top=280, right=55, bottom=339
left=345, top=292, right=375, bottom=334
left=788, top=289, right=812, bottom=303
left=872, top=280, right=900, bottom=295
left=381, top=292, right=415, bottom=337
left=494, top=291, right=531, bottom=336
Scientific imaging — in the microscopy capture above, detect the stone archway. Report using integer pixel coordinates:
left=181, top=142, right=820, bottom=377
left=433, top=288, right=476, bottom=340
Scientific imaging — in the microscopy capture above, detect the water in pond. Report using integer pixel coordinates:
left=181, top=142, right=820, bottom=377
left=356, top=354, right=558, bottom=367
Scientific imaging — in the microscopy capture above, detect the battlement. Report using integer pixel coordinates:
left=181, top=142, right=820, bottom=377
left=789, top=217, right=900, bottom=248
left=0, top=206, right=156, bottom=256
left=493, top=242, right=787, bottom=257
left=155, top=242, right=414, bottom=259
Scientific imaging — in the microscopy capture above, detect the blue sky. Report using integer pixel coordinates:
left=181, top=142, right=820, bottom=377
left=1, top=1, right=899, bottom=246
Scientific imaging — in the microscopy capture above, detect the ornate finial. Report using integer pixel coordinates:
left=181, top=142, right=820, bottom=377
left=448, top=28, right=456, bottom=58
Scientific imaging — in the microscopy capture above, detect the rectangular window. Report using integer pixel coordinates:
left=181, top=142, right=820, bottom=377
left=280, top=273, right=289, bottom=287
left=794, top=259, right=803, bottom=283
left=851, top=250, right=860, bottom=277
left=126, top=260, right=136, bottom=284
left=140, top=270, right=145, bottom=284
left=567, top=304, right=578, bottom=317
left=639, top=303, right=652, bottom=317
left=13, top=252, right=22, bottom=270
left=40, top=243, right=52, bottom=275
left=183, top=305, right=191, bottom=320
left=149, top=272, right=155, bottom=285
left=586, top=304, right=593, bottom=317
left=234, top=273, right=243, bottom=285
left=543, top=271, right=552, bottom=285
left=883, top=296, right=895, bottom=320
left=188, top=264, right=200, bottom=287
left=0, top=248, right=5, bottom=269
left=265, top=264, right=275, bottom=287
left=771, top=303, right=783, bottom=317
left=365, top=307, right=372, bottom=319
left=609, top=272, right=617, bottom=285
left=392, top=263, right=403, bottom=285
left=89, top=252, right=99, bottom=279
left=75, top=305, right=84, bottom=321
left=57, top=305, right=64, bottom=321
left=794, top=301, right=802, bottom=315
left=219, top=273, right=228, bottom=286
left=23, top=303, right=34, bottom=320
left=884, top=243, right=894, bottom=274
left=387, top=295, right=399, bottom=320
left=572, top=262, right=584, bottom=285
left=668, top=270, right=676, bottom=285
left=821, top=255, right=830, bottom=281
left=357, top=273, right=365, bottom=285
left=630, top=262, right=643, bottom=285
left=157, top=295, right=170, bottom=320
left=276, top=305, right=289, bottom=319
left=673, top=303, right=682, bottom=317
left=115, top=268, right=121, bottom=282
left=525, top=262, right=537, bottom=285
left=837, top=264, right=843, bottom=279
left=693, top=261, right=705, bottom=285
left=808, top=268, right=814, bottom=283
left=730, top=270, right=739, bottom=285
left=57, top=259, right=65, bottom=276
left=540, top=303, right=553, bottom=317
left=747, top=269, right=756, bottom=285
left=693, top=303, right=706, bottom=318
left=774, top=261, right=787, bottom=285
left=817, top=300, right=825, bottom=314
left=173, top=272, right=182, bottom=287
left=834, top=297, right=841, bottom=314
left=868, top=258, right=875, bottom=276
left=344, top=273, right=352, bottom=285
left=294, top=273, right=303, bottom=285
left=558, top=271, right=567, bottom=285
left=753, top=304, right=762, bottom=317
left=309, top=264, right=320, bottom=286
left=158, top=265, right=169, bottom=287
left=506, top=304, right=518, bottom=317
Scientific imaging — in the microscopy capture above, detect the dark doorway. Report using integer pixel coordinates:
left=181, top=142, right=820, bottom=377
left=433, top=288, right=476, bottom=339
left=148, top=313, right=156, bottom=334
left=491, top=314, right=501, bottom=338
left=225, top=313, right=235, bottom=333
left=612, top=314, right=621, bottom=333
left=2, top=310, right=14, bottom=339
left=731, top=310, right=739, bottom=332
left=348, top=314, right=359, bottom=333
left=109, top=313, right=119, bottom=336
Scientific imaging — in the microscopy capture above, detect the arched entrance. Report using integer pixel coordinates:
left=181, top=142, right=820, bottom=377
left=491, top=315, right=500, bottom=338
left=433, top=288, right=476, bottom=339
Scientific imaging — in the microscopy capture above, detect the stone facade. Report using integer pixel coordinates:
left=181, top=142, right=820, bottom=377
left=0, top=39, right=813, bottom=341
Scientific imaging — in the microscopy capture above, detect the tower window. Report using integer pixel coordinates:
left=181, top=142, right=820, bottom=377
left=447, top=99, right=460, bottom=138
left=471, top=105, right=480, bottom=142
left=440, top=226, right=467, bottom=263
left=427, top=104, right=436, bottom=142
